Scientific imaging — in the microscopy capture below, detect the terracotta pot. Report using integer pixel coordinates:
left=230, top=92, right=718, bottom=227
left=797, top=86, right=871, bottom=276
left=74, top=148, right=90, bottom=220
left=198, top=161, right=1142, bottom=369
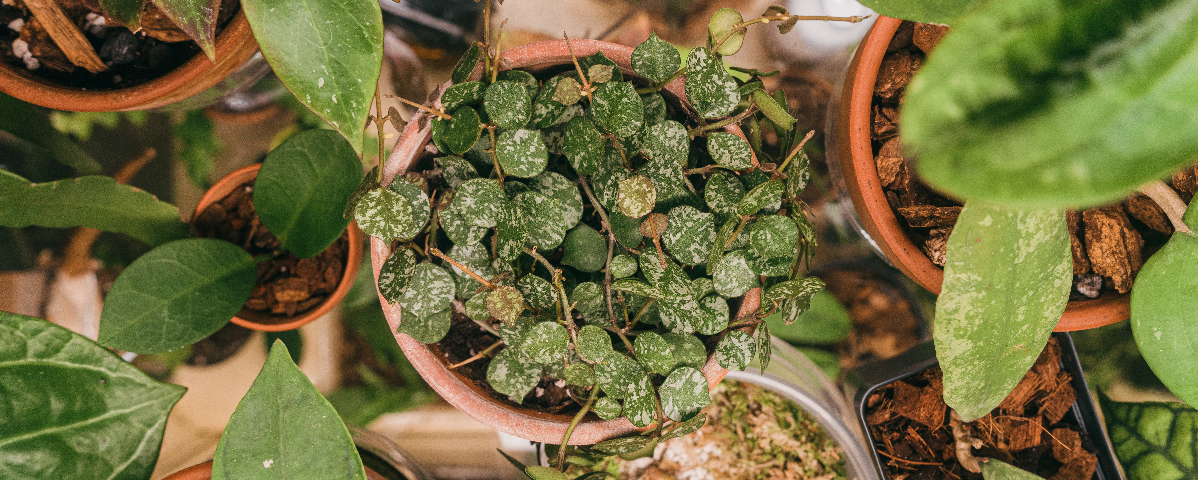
left=162, top=461, right=390, bottom=480
left=0, top=11, right=258, bottom=112
left=371, top=39, right=762, bottom=444
left=195, top=164, right=363, bottom=332
left=830, top=17, right=1128, bottom=332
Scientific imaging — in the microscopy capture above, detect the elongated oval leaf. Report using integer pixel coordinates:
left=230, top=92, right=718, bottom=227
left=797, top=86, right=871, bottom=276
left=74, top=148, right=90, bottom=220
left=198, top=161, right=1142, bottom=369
left=737, top=179, right=784, bottom=216
left=979, top=459, right=1042, bottom=480
left=0, top=313, right=186, bottom=480
left=935, top=202, right=1072, bottom=421
left=242, top=0, right=382, bottom=154
left=0, top=93, right=101, bottom=174
left=377, top=248, right=418, bottom=304
left=1130, top=210, right=1197, bottom=407
left=100, top=238, right=256, bottom=354
left=662, top=206, right=715, bottom=265
left=632, top=33, right=681, bottom=84
left=213, top=340, right=366, bottom=480
left=444, top=107, right=483, bottom=155
left=624, top=385, right=657, bottom=428
left=707, top=131, right=754, bottom=170
left=592, top=396, right=622, bottom=420
left=386, top=177, right=432, bottom=241
left=451, top=43, right=482, bottom=84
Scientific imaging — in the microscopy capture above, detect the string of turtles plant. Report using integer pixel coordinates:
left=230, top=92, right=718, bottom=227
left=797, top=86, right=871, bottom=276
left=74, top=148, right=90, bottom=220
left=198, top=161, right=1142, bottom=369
left=350, top=6, right=867, bottom=476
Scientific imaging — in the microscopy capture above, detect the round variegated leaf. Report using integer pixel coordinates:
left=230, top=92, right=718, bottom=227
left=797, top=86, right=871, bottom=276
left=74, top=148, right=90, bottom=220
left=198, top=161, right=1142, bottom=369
left=642, top=94, right=667, bottom=128
left=571, top=282, right=605, bottom=314
left=497, top=70, right=537, bottom=95
left=661, top=332, right=707, bottom=370
left=638, top=253, right=694, bottom=298
left=563, top=116, right=603, bottom=176
left=692, top=277, right=714, bottom=299
left=610, top=254, right=638, bottom=278
left=520, top=321, right=569, bottom=364
left=486, top=285, right=525, bottom=324
left=713, top=250, right=757, bottom=298
left=707, top=131, right=753, bottom=170
left=529, top=171, right=583, bottom=227
left=593, top=396, right=623, bottom=420
left=495, top=201, right=529, bottom=263
left=496, top=316, right=535, bottom=350
left=446, top=242, right=489, bottom=279
left=617, top=175, right=656, bottom=219
left=386, top=178, right=431, bottom=240
left=443, top=107, right=482, bottom=155
left=465, top=292, right=490, bottom=320
left=640, top=120, right=689, bottom=167
left=441, top=81, right=485, bottom=112
left=378, top=248, right=418, bottom=304
left=662, top=206, right=715, bottom=265
left=715, top=330, right=755, bottom=370
left=483, top=80, right=532, bottom=130
left=496, top=128, right=549, bottom=178
left=436, top=156, right=478, bottom=189
left=515, top=191, right=567, bottom=250
left=564, top=363, right=595, bottom=388
left=440, top=207, right=487, bottom=245
left=397, top=307, right=451, bottom=343
left=562, top=226, right=607, bottom=273
left=451, top=44, right=481, bottom=84
left=684, top=48, right=738, bottom=119
left=354, top=188, right=412, bottom=241
left=704, top=169, right=746, bottom=223
left=659, top=296, right=702, bottom=334
left=635, top=332, right=675, bottom=375
left=708, top=8, right=745, bottom=56
left=591, top=81, right=645, bottom=139
left=611, top=210, right=645, bottom=250
left=399, top=263, right=455, bottom=319
left=450, top=178, right=506, bottom=227
left=696, top=295, right=730, bottom=335
left=576, top=325, right=613, bottom=362
left=518, top=275, right=557, bottom=311
left=487, top=347, right=542, bottom=402
left=660, top=367, right=709, bottom=421
left=591, top=148, right=630, bottom=212
left=623, top=382, right=657, bottom=428
left=737, top=179, right=785, bottom=216
left=530, top=76, right=570, bottom=128
left=631, top=33, right=681, bottom=84
left=749, top=215, right=799, bottom=258
left=595, top=352, right=645, bottom=400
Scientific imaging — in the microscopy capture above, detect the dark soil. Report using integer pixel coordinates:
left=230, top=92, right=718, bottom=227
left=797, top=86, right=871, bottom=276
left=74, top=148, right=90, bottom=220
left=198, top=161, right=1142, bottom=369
left=192, top=179, right=349, bottom=323
left=870, top=20, right=1198, bottom=300
left=0, top=0, right=236, bottom=89
left=864, top=338, right=1099, bottom=480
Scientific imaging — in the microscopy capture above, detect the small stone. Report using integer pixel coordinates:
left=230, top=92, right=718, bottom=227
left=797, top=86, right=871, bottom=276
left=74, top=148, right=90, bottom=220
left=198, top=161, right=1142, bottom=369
left=11, top=38, right=28, bottom=58
left=99, top=30, right=141, bottom=65
left=1074, top=274, right=1102, bottom=298
left=8, top=18, right=24, bottom=32
left=912, top=23, right=950, bottom=55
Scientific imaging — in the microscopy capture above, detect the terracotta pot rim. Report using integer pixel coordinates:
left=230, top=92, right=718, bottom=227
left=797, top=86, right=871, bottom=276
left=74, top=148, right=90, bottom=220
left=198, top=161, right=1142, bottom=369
left=0, top=10, right=258, bottom=112
left=372, top=39, right=762, bottom=444
left=835, top=17, right=1129, bottom=332
left=195, top=164, right=362, bottom=332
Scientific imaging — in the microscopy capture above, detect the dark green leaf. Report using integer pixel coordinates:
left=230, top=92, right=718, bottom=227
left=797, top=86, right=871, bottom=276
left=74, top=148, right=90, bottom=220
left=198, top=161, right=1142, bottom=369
left=640, top=120, right=689, bottom=167
left=484, top=81, right=533, bottom=131
left=712, top=250, right=757, bottom=298
left=662, top=332, right=707, bottom=370
left=641, top=93, right=667, bottom=126
left=0, top=313, right=185, bottom=480
left=571, top=282, right=606, bottom=314
left=786, top=151, right=811, bottom=200
left=562, top=225, right=607, bottom=272
left=576, top=325, right=613, bottom=362
left=450, top=178, right=507, bottom=227
left=659, top=367, right=708, bottom=421
left=661, top=206, right=715, bottom=265
left=591, top=435, right=655, bottom=456
left=757, top=322, right=772, bottom=372
left=591, top=81, right=645, bottom=139
left=664, top=413, right=707, bottom=441
left=563, top=116, right=604, bottom=175
left=497, top=70, right=538, bottom=95
left=398, top=263, right=455, bottom=320
left=638, top=253, right=693, bottom=298
left=635, top=332, right=675, bottom=375
left=526, top=466, right=569, bottom=480
left=737, top=179, right=785, bottom=216
left=595, top=352, right=644, bottom=400
left=855, top=0, right=983, bottom=25
left=610, top=254, right=638, bottom=278
left=684, top=48, right=738, bottom=118
left=707, top=132, right=754, bottom=170
left=748, top=215, right=799, bottom=259
left=612, top=279, right=663, bottom=299
left=441, top=81, right=485, bottom=112
left=515, top=192, right=566, bottom=250
left=623, top=386, right=657, bottom=428
left=695, top=295, right=730, bottom=335
left=149, top=0, right=220, bottom=58
left=715, top=330, right=755, bottom=370
left=443, top=107, right=483, bottom=155
left=631, top=33, right=681, bottom=84
left=577, top=51, right=624, bottom=83
left=764, top=277, right=825, bottom=304
left=520, top=321, right=569, bottom=364
left=766, top=290, right=850, bottom=344
left=979, top=459, right=1041, bottom=480
left=100, top=239, right=255, bottom=354
left=451, top=43, right=482, bottom=84
left=496, top=128, right=548, bottom=178
left=530, top=172, right=583, bottom=230
left=1099, top=394, right=1197, bottom=479
left=1131, top=205, right=1197, bottom=406
left=397, top=307, right=451, bottom=343
left=378, top=248, right=419, bottom=305
left=99, top=0, right=142, bottom=30
left=0, top=93, right=101, bottom=174
left=386, top=177, right=432, bottom=241
left=518, top=275, right=557, bottom=311
left=705, top=170, right=746, bottom=226
left=487, top=347, right=542, bottom=402
left=354, top=188, right=412, bottom=241
left=751, top=90, right=796, bottom=131
left=436, top=156, right=478, bottom=189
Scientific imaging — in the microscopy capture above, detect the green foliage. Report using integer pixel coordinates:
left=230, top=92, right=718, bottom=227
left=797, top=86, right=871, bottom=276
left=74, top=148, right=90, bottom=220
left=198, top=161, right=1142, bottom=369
left=0, top=94, right=101, bottom=175
left=708, top=8, right=745, bottom=56
left=1100, top=395, right=1197, bottom=480
left=854, top=0, right=984, bottom=25
left=631, top=33, right=681, bottom=84
left=354, top=188, right=412, bottom=241
left=766, top=290, right=850, bottom=344
left=684, top=48, right=738, bottom=118
left=591, top=82, right=644, bottom=139
left=175, top=109, right=218, bottom=189
left=979, top=459, right=1042, bottom=480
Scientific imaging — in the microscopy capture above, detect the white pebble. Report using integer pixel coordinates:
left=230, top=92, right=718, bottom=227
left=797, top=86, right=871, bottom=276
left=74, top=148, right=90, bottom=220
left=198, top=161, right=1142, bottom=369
left=12, top=38, right=28, bottom=58
left=7, top=18, right=23, bottom=32
left=22, top=54, right=39, bottom=71
left=535, top=387, right=545, bottom=397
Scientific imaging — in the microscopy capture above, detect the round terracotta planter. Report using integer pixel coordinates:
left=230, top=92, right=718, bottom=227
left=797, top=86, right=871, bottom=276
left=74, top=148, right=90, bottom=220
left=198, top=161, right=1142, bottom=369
left=831, top=16, right=1128, bottom=331
left=370, top=39, right=762, bottom=444
left=162, top=461, right=390, bottom=480
left=0, top=11, right=258, bottom=112
left=196, top=164, right=363, bottom=332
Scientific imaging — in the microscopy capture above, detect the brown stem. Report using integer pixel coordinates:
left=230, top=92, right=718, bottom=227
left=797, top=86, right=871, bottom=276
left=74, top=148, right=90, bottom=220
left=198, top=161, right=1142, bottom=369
left=723, top=215, right=752, bottom=250
left=775, top=130, right=815, bottom=178
left=375, top=86, right=387, bottom=183
left=430, top=247, right=496, bottom=290
left=563, top=34, right=595, bottom=103
left=490, top=19, right=507, bottom=84
left=449, top=341, right=504, bottom=369
left=1139, top=180, right=1191, bottom=234
left=688, top=105, right=758, bottom=137
left=387, top=95, right=451, bottom=120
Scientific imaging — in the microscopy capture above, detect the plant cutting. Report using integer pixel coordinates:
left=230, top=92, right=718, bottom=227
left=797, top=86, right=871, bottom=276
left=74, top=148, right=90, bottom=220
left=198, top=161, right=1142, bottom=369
left=354, top=5, right=867, bottom=471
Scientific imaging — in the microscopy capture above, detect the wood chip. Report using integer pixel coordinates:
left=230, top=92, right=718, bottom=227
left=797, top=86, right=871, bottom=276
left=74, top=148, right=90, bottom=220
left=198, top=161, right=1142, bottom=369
left=1124, top=193, right=1172, bottom=234
left=1083, top=205, right=1144, bottom=293
left=996, top=371, right=1040, bottom=416
left=1033, top=337, right=1062, bottom=386
left=892, top=381, right=944, bottom=430
left=21, top=0, right=105, bottom=72
left=897, top=206, right=961, bottom=228
left=998, top=416, right=1042, bottom=451
left=912, top=23, right=950, bottom=55
left=876, top=138, right=904, bottom=187
left=19, top=17, right=74, bottom=72
left=887, top=20, right=914, bottom=53
left=871, top=104, right=899, bottom=140
left=1050, top=451, right=1097, bottom=480
left=874, top=50, right=920, bottom=102
left=923, top=228, right=950, bottom=267
left=1038, top=372, right=1077, bottom=424
left=1171, top=163, right=1197, bottom=204
left=1066, top=210, right=1090, bottom=275
left=1049, top=427, right=1082, bottom=463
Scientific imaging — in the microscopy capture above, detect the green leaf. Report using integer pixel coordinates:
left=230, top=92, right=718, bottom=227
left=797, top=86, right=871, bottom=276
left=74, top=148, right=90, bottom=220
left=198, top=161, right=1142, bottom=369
left=398, top=263, right=455, bottom=320
left=565, top=363, right=595, bottom=388
left=662, top=332, right=707, bottom=370
left=100, top=239, right=255, bottom=354
left=0, top=313, right=186, bottom=480
left=610, top=254, right=638, bottom=278
left=518, top=275, right=557, bottom=311
left=715, top=330, right=756, bottom=371
left=255, top=130, right=360, bottom=258
left=452, top=43, right=482, bottom=84
left=617, top=175, right=657, bottom=219
left=764, top=277, right=825, bottom=304
left=496, top=129, right=549, bottom=178
left=757, top=322, right=772, bottom=372
left=623, top=386, right=657, bottom=428
left=748, top=215, right=799, bottom=259
left=0, top=93, right=101, bottom=174
left=591, top=435, right=655, bottom=456
left=450, top=178, right=507, bottom=227
left=642, top=93, right=667, bottom=126
left=786, top=152, right=811, bottom=200
left=487, top=347, right=542, bottom=402
left=664, top=413, right=707, bottom=441
left=640, top=120, right=689, bottom=167
left=484, top=81, right=533, bottom=131
left=684, top=48, right=739, bottom=119
left=588, top=64, right=615, bottom=84
left=766, top=290, right=850, bottom=344
left=935, top=203, right=1072, bottom=421
left=571, top=282, right=606, bottom=314
left=1099, top=395, right=1197, bottom=480
left=639, top=253, right=693, bottom=298
left=242, top=0, right=381, bottom=154
left=526, top=466, right=569, bottom=480
left=658, top=206, right=713, bottom=266
left=533, top=77, right=574, bottom=126
left=443, top=107, right=483, bottom=155
left=397, top=308, right=451, bottom=344
left=576, top=325, right=613, bottom=362
left=487, top=285, right=526, bottom=325
left=354, top=188, right=412, bottom=241
left=465, top=292, right=490, bottom=321
left=441, top=81, right=485, bottom=112
left=696, top=295, right=730, bottom=335
left=659, top=296, right=703, bottom=334
left=750, top=90, right=796, bottom=131
left=979, top=459, right=1041, bottom=480
left=386, top=177, right=432, bottom=241
left=515, top=192, right=567, bottom=250
left=737, top=179, right=785, bottom=216
left=563, top=116, right=604, bottom=176
left=705, top=171, right=746, bottom=229
left=497, top=317, right=535, bottom=350
left=706, top=132, right=754, bottom=170
left=708, top=7, right=745, bottom=56
left=440, top=208, right=486, bottom=245
left=99, top=0, right=142, bottom=30
left=497, top=70, right=538, bottom=95
left=529, top=171, right=584, bottom=228
left=612, top=279, right=663, bottom=300
left=635, top=332, right=676, bottom=375
left=590, top=81, right=645, bottom=139
left=906, top=0, right=1198, bottom=208
left=659, top=367, right=709, bottom=422
left=1131, top=214, right=1198, bottom=407
left=712, top=250, right=758, bottom=298
left=436, top=156, right=478, bottom=189
left=520, top=321, right=569, bottom=364
left=150, top=0, right=220, bottom=58
left=343, top=167, right=379, bottom=220
left=593, top=396, right=623, bottom=420
left=213, top=340, right=365, bottom=479
left=595, top=352, right=644, bottom=400
left=632, top=33, right=681, bottom=84
left=562, top=225, right=607, bottom=273
left=378, top=248, right=419, bottom=305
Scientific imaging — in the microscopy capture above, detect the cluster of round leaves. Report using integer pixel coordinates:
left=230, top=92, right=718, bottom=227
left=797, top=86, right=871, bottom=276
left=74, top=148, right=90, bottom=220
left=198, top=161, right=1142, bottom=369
left=363, top=32, right=824, bottom=428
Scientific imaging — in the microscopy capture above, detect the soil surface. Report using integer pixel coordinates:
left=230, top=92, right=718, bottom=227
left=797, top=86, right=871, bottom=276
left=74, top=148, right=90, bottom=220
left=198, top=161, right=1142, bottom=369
left=193, top=180, right=349, bottom=322
left=864, top=338, right=1099, bottom=480
left=870, top=20, right=1198, bottom=300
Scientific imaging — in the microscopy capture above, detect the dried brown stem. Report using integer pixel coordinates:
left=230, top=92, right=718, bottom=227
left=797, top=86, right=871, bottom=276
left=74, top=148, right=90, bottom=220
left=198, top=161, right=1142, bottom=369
left=448, top=341, right=503, bottom=369
left=23, top=0, right=105, bottom=72
left=430, top=247, right=496, bottom=290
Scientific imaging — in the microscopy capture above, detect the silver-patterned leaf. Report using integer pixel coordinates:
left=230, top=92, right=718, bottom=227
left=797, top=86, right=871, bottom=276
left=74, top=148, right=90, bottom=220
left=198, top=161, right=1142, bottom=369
left=496, top=128, right=549, bottom=178
left=378, top=248, right=419, bottom=304
left=592, top=396, right=622, bottom=420
left=659, top=296, right=702, bottom=334
left=696, top=294, right=730, bottom=335
left=591, top=81, right=644, bottom=139
left=713, top=250, right=758, bottom=298
left=450, top=178, right=506, bottom=227
left=661, top=332, right=707, bottom=370
left=764, top=277, right=825, bottom=304
left=518, top=275, right=557, bottom=311
left=496, top=70, right=537, bottom=95
left=640, top=120, right=689, bottom=167
left=715, top=330, right=755, bottom=370
left=576, top=325, right=613, bottom=362
left=487, top=347, right=542, bottom=402
left=642, top=93, right=667, bottom=127
left=631, top=33, right=681, bottom=85
left=571, top=281, right=606, bottom=314
left=663, top=413, right=708, bottom=441
left=591, top=148, right=631, bottom=212
left=552, top=76, right=582, bottom=107
left=635, top=331, right=675, bottom=375
left=612, top=279, right=664, bottom=299
left=638, top=253, right=693, bottom=298
left=515, top=191, right=567, bottom=250
left=436, top=156, right=478, bottom=189
left=496, top=316, right=535, bottom=349
left=746, top=248, right=794, bottom=277
left=610, top=254, right=638, bottom=278
left=486, top=285, right=525, bottom=324
left=749, top=215, right=799, bottom=258
left=530, top=76, right=571, bottom=128
left=563, top=116, right=604, bottom=176
left=737, top=179, right=785, bottom=216
left=397, top=307, right=451, bottom=343
left=440, top=207, right=487, bottom=245
left=684, top=47, right=738, bottom=119
left=595, top=351, right=646, bottom=400
left=354, top=188, right=412, bottom=241
left=704, top=169, right=746, bottom=225
left=495, top=200, right=529, bottom=263
left=483, top=80, right=532, bottom=130
left=588, top=64, right=614, bottom=84
left=399, top=263, right=456, bottom=319
left=618, top=175, right=657, bottom=219
left=662, top=205, right=716, bottom=265
left=659, top=367, right=709, bottom=422
left=707, top=131, right=754, bottom=170
left=465, top=291, right=490, bottom=321
left=520, top=321, right=569, bottom=364
left=440, top=81, right=485, bottom=112
left=708, top=216, right=740, bottom=274
left=386, top=177, right=432, bottom=240
left=623, top=384, right=657, bottom=428
left=529, top=171, right=583, bottom=228
left=564, top=363, right=595, bottom=387
left=757, top=322, right=771, bottom=372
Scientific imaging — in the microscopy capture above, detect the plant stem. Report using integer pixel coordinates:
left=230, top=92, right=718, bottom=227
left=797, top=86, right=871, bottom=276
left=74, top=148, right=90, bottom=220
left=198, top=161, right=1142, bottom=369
left=557, top=386, right=601, bottom=470
left=388, top=95, right=451, bottom=120
left=375, top=86, right=387, bottom=184
left=625, top=297, right=656, bottom=332
left=490, top=19, right=507, bottom=85
left=430, top=247, right=496, bottom=290
left=1139, top=180, right=1192, bottom=234
left=688, top=105, right=758, bottom=137
left=449, top=340, right=503, bottom=369
left=635, top=68, right=684, bottom=94
left=487, top=127, right=505, bottom=184
left=775, top=130, right=814, bottom=177
left=563, top=33, right=595, bottom=102
left=453, top=299, right=501, bottom=337
left=525, top=247, right=575, bottom=331
left=723, top=215, right=752, bottom=250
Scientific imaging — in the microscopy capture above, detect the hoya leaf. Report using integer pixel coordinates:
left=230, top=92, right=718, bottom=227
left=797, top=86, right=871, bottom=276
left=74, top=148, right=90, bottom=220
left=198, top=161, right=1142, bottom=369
left=588, top=64, right=615, bottom=84
left=696, top=295, right=730, bottom=335
left=737, top=179, right=785, bottom=216
left=386, top=178, right=432, bottom=241
left=562, top=226, right=607, bottom=273
left=757, top=321, right=772, bottom=372
left=662, top=332, right=707, bottom=370
left=487, top=285, right=526, bottom=325
left=639, top=253, right=693, bottom=298
left=0, top=93, right=101, bottom=174
left=640, top=120, right=689, bottom=167
left=715, top=330, right=756, bottom=371
left=610, top=254, right=638, bottom=278
left=551, top=76, right=582, bottom=108
left=443, top=107, right=483, bottom=155
left=659, top=296, right=703, bottom=334
left=979, top=459, right=1043, bottom=480
left=748, top=215, right=799, bottom=259
left=664, top=413, right=708, bottom=441
left=343, top=167, right=380, bottom=220
left=692, top=277, right=715, bottom=300
left=497, top=317, right=535, bottom=350
left=497, top=70, right=538, bottom=95
left=632, top=33, right=681, bottom=84
left=612, top=279, right=663, bottom=300
left=465, top=292, right=490, bottom=321
left=565, top=363, right=595, bottom=388
left=483, top=81, right=533, bottom=131
left=617, top=175, right=657, bottom=219
left=635, top=332, right=676, bottom=375
left=764, top=277, right=825, bottom=304
left=515, top=191, right=567, bottom=250
left=563, top=116, right=604, bottom=176
left=662, top=205, right=716, bottom=265
left=354, top=188, right=412, bottom=241
left=595, top=352, right=646, bottom=400
left=571, top=282, right=606, bottom=314
left=529, top=171, right=584, bottom=228
left=450, top=178, right=507, bottom=227
left=684, top=48, right=739, bottom=118
left=397, top=308, right=451, bottom=344
left=907, top=0, right=1198, bottom=208
left=487, top=347, right=542, bottom=402
left=1130, top=219, right=1198, bottom=407
left=750, top=90, right=796, bottom=131
left=1099, top=395, right=1198, bottom=479
left=441, top=81, right=485, bottom=112
left=377, top=248, right=419, bottom=304
left=642, top=93, right=667, bottom=126
left=526, top=466, right=570, bottom=480
left=99, top=239, right=255, bottom=354
left=451, top=43, right=482, bottom=84
left=440, top=207, right=487, bottom=245
left=436, top=156, right=478, bottom=189
left=706, top=170, right=746, bottom=224
left=623, top=386, right=658, bottom=428
left=708, top=7, right=745, bottom=56
left=446, top=242, right=490, bottom=282
left=591, top=435, right=655, bottom=456
left=746, top=249, right=794, bottom=277
left=529, top=76, right=571, bottom=128
left=0, top=313, right=186, bottom=480
left=398, top=263, right=456, bottom=320
left=591, top=81, right=645, bottom=139
left=592, top=396, right=623, bottom=420
left=712, top=250, right=758, bottom=298
left=660, top=367, right=709, bottom=422
left=611, top=210, right=645, bottom=250
left=936, top=203, right=1072, bottom=421
left=495, top=129, right=549, bottom=178
left=706, top=131, right=754, bottom=170
left=590, top=148, right=631, bottom=212
left=242, top=0, right=381, bottom=153
left=520, top=321, right=569, bottom=364
left=786, top=151, right=811, bottom=200
left=576, top=325, right=613, bottom=362
left=150, top=0, right=220, bottom=58
left=518, top=275, right=557, bottom=311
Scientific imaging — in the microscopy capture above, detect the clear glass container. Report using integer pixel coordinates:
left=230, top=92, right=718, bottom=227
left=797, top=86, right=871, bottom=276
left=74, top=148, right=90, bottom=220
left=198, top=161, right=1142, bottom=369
left=351, top=426, right=436, bottom=480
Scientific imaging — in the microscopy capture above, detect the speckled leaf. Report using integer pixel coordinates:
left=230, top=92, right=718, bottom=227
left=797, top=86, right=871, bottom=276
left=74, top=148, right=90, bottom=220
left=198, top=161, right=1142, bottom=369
left=786, top=152, right=811, bottom=200
left=441, top=81, right=485, bottom=112
left=495, top=201, right=529, bottom=263
left=451, top=178, right=506, bottom=227
left=696, top=295, right=729, bottom=335
left=617, top=175, right=656, bottom=219
left=552, top=76, right=582, bottom=107
left=708, top=7, right=744, bottom=56
left=483, top=81, right=532, bottom=131
left=0, top=313, right=186, bottom=480
left=497, top=70, right=537, bottom=95
left=642, top=93, right=667, bottom=126
left=563, top=116, right=604, bottom=176
left=443, top=107, right=482, bottom=155
left=764, top=277, right=825, bottom=305
left=465, top=292, right=489, bottom=321
left=664, top=413, right=708, bottom=441
left=639, top=155, right=693, bottom=208
left=496, top=317, right=535, bottom=350
left=780, top=295, right=811, bottom=326
left=659, top=296, right=703, bottom=334
left=576, top=325, right=613, bottom=362
left=578, top=51, right=624, bottom=83
left=662, top=206, right=715, bottom=265
left=713, top=250, right=758, bottom=298
left=518, top=275, right=557, bottom=311
left=662, top=332, right=706, bottom=370
left=747, top=249, right=794, bottom=277
left=737, top=179, right=784, bottom=216
left=451, top=43, right=482, bottom=84
left=592, top=396, right=622, bottom=420
left=757, top=322, right=771, bottom=372
left=1099, top=395, right=1198, bottom=479
left=638, top=253, right=693, bottom=299
left=692, top=278, right=714, bottom=300
left=640, top=120, right=689, bottom=167
left=495, top=129, right=548, bottom=178
left=591, top=81, right=644, bottom=139
left=660, top=367, right=708, bottom=421
left=343, top=167, right=379, bottom=220
left=611, top=210, right=645, bottom=250
left=610, top=254, right=638, bottom=278
left=716, top=330, right=755, bottom=371
left=632, top=33, right=681, bottom=84
left=707, top=131, right=754, bottom=170
left=529, top=172, right=583, bottom=227
left=749, top=215, right=799, bottom=259
left=440, top=208, right=486, bottom=245
left=706, top=218, right=741, bottom=275
left=378, top=248, right=418, bottom=304
left=624, top=384, right=657, bottom=428
left=936, top=203, right=1071, bottom=421
left=486, top=285, right=525, bottom=325
left=564, top=363, right=595, bottom=388
left=397, top=308, right=451, bottom=344
left=386, top=177, right=431, bottom=240
left=515, top=192, right=566, bottom=250
left=148, top=0, right=217, bottom=60
left=635, top=332, right=675, bottom=375
left=595, top=352, right=644, bottom=400
left=487, top=347, right=542, bottom=402
left=562, top=226, right=607, bottom=273
left=354, top=189, right=411, bottom=241
left=684, top=48, right=738, bottom=119
left=525, top=466, right=569, bottom=480
left=571, top=282, right=606, bottom=314
left=436, top=156, right=477, bottom=189
left=446, top=242, right=489, bottom=281
left=612, top=279, right=663, bottom=300
left=704, top=169, right=746, bottom=224
left=979, top=459, right=1043, bottom=480
left=591, top=435, right=655, bottom=456
left=520, top=321, right=569, bottom=364
left=591, top=148, right=631, bottom=211
left=399, top=263, right=456, bottom=320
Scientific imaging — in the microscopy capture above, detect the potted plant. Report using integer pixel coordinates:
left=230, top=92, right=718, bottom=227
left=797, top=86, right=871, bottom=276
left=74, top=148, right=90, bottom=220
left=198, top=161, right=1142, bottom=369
left=351, top=5, right=868, bottom=467
left=828, top=0, right=1196, bottom=447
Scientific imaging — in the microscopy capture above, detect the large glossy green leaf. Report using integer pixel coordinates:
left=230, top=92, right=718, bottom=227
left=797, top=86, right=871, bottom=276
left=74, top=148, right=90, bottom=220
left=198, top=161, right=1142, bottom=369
left=0, top=171, right=187, bottom=247
left=150, top=0, right=221, bottom=58
left=1130, top=199, right=1197, bottom=407
left=906, top=0, right=1198, bottom=208
left=855, top=0, right=985, bottom=25
left=255, top=130, right=360, bottom=258
left=934, top=203, right=1072, bottom=421
left=213, top=340, right=367, bottom=480
left=99, top=239, right=257, bottom=353
left=0, top=93, right=101, bottom=175
left=242, top=0, right=382, bottom=154
left=1099, top=394, right=1197, bottom=480
left=0, top=313, right=186, bottom=480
